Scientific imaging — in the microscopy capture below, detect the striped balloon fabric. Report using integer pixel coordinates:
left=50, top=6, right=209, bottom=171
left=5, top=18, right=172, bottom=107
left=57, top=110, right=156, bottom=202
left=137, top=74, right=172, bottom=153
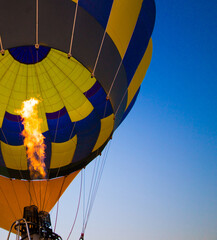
left=0, top=0, right=155, bottom=231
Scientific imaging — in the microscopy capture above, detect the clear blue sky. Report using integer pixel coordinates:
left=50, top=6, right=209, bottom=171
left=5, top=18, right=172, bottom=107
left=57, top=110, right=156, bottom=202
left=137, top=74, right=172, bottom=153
left=3, top=0, right=217, bottom=239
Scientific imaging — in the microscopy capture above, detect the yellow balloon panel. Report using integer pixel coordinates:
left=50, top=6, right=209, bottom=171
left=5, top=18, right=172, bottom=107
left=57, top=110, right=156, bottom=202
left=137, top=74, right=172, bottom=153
left=46, top=50, right=96, bottom=93
left=0, top=49, right=96, bottom=129
left=107, top=0, right=143, bottom=58
left=1, top=141, right=27, bottom=170
left=126, top=39, right=153, bottom=109
left=0, top=53, right=18, bottom=127
left=39, top=51, right=94, bottom=122
left=50, top=135, right=77, bottom=169
left=92, top=114, right=114, bottom=152
left=33, top=62, right=64, bottom=113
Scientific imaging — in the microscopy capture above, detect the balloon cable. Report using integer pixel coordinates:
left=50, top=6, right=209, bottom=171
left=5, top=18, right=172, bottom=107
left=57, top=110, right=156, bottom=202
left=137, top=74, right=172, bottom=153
left=91, top=0, right=115, bottom=77
left=66, top=170, right=83, bottom=240
left=68, top=0, right=79, bottom=58
left=41, top=179, right=49, bottom=211
left=28, top=180, right=39, bottom=207
left=114, top=88, right=128, bottom=117
left=89, top=142, right=110, bottom=229
left=107, top=59, right=123, bottom=99
left=82, top=156, right=100, bottom=233
left=35, top=0, right=39, bottom=48
left=82, top=140, right=111, bottom=233
left=54, top=176, right=66, bottom=232
left=91, top=30, right=106, bottom=77
left=82, top=169, right=85, bottom=233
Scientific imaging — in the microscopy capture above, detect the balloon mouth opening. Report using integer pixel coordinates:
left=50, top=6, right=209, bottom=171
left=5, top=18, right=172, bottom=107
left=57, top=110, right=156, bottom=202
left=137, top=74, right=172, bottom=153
left=9, top=45, right=51, bottom=64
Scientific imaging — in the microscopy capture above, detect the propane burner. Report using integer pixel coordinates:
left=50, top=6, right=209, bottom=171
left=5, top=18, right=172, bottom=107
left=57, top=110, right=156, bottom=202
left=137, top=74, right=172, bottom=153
left=8, top=205, right=62, bottom=240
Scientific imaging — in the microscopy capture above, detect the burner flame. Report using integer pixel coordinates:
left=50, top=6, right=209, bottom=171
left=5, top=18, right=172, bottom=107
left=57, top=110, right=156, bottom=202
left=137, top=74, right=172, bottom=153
left=16, top=98, right=46, bottom=179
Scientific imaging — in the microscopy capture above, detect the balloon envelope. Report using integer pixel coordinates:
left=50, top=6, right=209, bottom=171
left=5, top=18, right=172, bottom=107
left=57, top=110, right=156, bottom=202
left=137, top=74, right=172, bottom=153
left=0, top=0, right=156, bottom=231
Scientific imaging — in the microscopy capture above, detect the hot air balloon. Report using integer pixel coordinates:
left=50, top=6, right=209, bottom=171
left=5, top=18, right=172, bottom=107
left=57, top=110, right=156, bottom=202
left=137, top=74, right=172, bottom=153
left=0, top=0, right=155, bottom=239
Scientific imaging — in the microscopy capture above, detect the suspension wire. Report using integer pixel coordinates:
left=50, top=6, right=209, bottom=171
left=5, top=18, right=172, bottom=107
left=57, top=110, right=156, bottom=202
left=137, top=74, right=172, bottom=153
left=91, top=30, right=106, bottom=77
left=68, top=0, right=79, bottom=58
left=28, top=180, right=39, bottom=207
left=29, top=181, right=32, bottom=206
left=40, top=180, right=42, bottom=210
left=54, top=176, right=66, bottom=232
left=82, top=156, right=101, bottom=233
left=92, top=142, right=111, bottom=205
left=81, top=156, right=100, bottom=233
left=114, top=87, right=128, bottom=117
left=54, top=193, right=60, bottom=232
left=53, top=110, right=61, bottom=179
left=91, top=0, right=116, bottom=77
left=0, top=35, right=5, bottom=55
left=35, top=0, right=39, bottom=49
left=82, top=169, right=85, bottom=233
left=54, top=110, right=61, bottom=143
left=66, top=170, right=83, bottom=240
left=42, top=179, right=49, bottom=211
left=106, top=59, right=123, bottom=100
left=83, top=141, right=111, bottom=232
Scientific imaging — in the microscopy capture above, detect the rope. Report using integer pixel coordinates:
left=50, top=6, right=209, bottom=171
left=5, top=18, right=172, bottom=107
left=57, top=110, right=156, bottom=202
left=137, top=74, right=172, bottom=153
left=54, top=176, right=66, bottom=232
left=41, top=179, right=49, bottom=211
left=82, top=140, right=111, bottom=233
left=28, top=180, right=38, bottom=206
left=83, top=142, right=110, bottom=233
left=81, top=157, right=99, bottom=233
left=54, top=110, right=61, bottom=143
left=82, top=162, right=99, bottom=232
left=91, top=30, right=106, bottom=77
left=81, top=94, right=109, bottom=233
left=91, top=0, right=115, bottom=77
left=54, top=199, right=60, bottom=232
left=68, top=0, right=79, bottom=58
left=35, top=0, right=39, bottom=49
left=106, top=59, right=123, bottom=99
left=114, top=87, right=128, bottom=117
left=83, top=169, right=85, bottom=231
left=66, top=170, right=83, bottom=240
left=0, top=35, right=5, bottom=55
